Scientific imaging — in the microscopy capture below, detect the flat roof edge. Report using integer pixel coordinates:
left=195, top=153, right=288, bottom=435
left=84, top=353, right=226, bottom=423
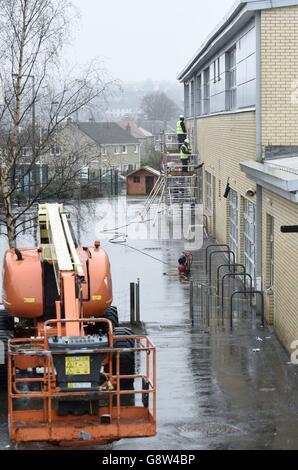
left=240, top=161, right=298, bottom=192
left=178, top=0, right=298, bottom=81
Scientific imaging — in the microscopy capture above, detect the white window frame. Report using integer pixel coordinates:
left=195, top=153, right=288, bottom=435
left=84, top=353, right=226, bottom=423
left=244, top=199, right=256, bottom=283
left=50, top=144, right=61, bottom=156
left=227, top=46, right=237, bottom=110
left=196, top=74, right=202, bottom=116
left=122, top=145, right=127, bottom=154
left=134, top=145, right=139, bottom=153
left=203, top=68, right=210, bottom=114
left=79, top=166, right=89, bottom=180
left=229, top=189, right=238, bottom=262
left=190, top=79, right=195, bottom=117
left=213, top=60, right=217, bottom=83
left=22, top=147, right=32, bottom=157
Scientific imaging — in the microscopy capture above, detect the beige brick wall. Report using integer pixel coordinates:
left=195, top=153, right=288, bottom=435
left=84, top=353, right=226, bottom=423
left=261, top=6, right=298, bottom=146
left=262, top=189, right=298, bottom=352
left=188, top=111, right=257, bottom=247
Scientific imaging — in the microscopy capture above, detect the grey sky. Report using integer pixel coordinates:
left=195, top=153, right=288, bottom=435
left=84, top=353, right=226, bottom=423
left=68, top=0, right=236, bottom=82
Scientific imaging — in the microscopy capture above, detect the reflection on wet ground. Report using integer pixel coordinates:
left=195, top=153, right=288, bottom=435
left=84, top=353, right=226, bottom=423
left=1, top=198, right=298, bottom=450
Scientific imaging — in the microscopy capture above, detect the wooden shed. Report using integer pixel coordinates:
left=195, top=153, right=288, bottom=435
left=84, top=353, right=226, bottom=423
left=127, top=166, right=160, bottom=196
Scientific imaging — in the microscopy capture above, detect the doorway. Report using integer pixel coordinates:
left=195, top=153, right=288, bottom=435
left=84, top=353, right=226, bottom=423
left=146, top=176, right=154, bottom=194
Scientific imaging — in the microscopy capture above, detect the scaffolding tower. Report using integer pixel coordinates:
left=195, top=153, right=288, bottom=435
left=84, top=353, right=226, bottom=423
left=141, top=131, right=203, bottom=223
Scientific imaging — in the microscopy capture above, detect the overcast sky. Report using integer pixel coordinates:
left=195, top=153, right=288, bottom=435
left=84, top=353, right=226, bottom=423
left=68, top=0, right=236, bottom=82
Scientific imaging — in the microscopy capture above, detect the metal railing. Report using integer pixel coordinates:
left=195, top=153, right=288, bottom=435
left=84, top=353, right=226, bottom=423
left=230, top=290, right=265, bottom=330
left=189, top=243, right=265, bottom=331
left=7, top=318, right=156, bottom=443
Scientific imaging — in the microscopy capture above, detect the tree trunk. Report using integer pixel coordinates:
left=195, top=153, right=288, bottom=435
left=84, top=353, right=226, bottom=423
left=0, top=174, right=16, bottom=248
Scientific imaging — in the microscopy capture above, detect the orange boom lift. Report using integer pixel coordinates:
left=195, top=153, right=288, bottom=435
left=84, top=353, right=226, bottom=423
left=0, top=203, right=156, bottom=445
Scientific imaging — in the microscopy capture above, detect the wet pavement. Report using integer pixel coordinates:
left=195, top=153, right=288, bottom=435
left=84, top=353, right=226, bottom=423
left=1, top=197, right=298, bottom=449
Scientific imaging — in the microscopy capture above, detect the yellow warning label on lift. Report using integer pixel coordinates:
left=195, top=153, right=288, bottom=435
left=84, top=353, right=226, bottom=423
left=24, top=298, right=35, bottom=303
left=92, top=295, right=102, bottom=301
left=65, top=356, right=90, bottom=376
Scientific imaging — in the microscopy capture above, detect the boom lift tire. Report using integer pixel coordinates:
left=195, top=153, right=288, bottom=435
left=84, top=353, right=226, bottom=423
left=0, top=308, right=14, bottom=331
left=110, top=327, right=135, bottom=406
left=103, top=306, right=119, bottom=330
left=0, top=309, right=14, bottom=391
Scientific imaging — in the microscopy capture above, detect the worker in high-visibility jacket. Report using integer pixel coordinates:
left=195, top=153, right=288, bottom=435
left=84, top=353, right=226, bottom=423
left=180, top=138, right=192, bottom=172
left=176, top=115, right=187, bottom=149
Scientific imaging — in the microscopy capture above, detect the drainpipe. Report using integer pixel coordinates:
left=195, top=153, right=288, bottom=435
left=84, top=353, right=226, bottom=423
left=256, top=11, right=262, bottom=163
left=255, top=11, right=263, bottom=308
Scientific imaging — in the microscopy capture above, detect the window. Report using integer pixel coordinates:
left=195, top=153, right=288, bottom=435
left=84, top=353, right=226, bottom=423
left=213, top=58, right=221, bottom=83
left=206, top=172, right=213, bottom=214
left=268, top=215, right=274, bottom=288
left=114, top=146, right=120, bottom=154
left=101, top=145, right=106, bottom=155
left=22, top=147, right=31, bottom=157
left=122, top=145, right=127, bottom=154
left=50, top=144, right=61, bottom=156
left=203, top=68, right=210, bottom=114
left=227, top=47, right=237, bottom=110
left=184, top=83, right=190, bottom=117
left=134, top=145, right=139, bottom=153
left=244, top=199, right=256, bottom=283
left=196, top=74, right=202, bottom=115
left=190, top=80, right=195, bottom=116
left=133, top=176, right=140, bottom=183
left=229, top=190, right=238, bottom=262
left=79, top=166, right=89, bottom=180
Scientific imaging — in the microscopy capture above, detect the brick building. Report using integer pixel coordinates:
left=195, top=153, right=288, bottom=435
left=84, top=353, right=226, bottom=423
left=178, top=0, right=298, bottom=352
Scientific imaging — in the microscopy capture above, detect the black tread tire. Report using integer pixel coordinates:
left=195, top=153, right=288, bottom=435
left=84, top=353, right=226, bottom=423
left=103, top=306, right=119, bottom=332
left=0, top=330, right=14, bottom=391
left=111, top=327, right=135, bottom=406
left=0, top=308, right=14, bottom=332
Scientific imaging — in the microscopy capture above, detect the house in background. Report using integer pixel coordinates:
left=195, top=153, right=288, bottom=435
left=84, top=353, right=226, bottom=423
left=117, top=119, right=154, bottom=162
left=138, top=120, right=177, bottom=151
left=77, top=121, right=141, bottom=173
left=127, top=166, right=160, bottom=196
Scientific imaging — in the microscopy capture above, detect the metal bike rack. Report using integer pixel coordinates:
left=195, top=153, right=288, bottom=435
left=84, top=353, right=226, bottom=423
left=221, top=272, right=253, bottom=322
left=205, top=244, right=230, bottom=274
left=230, top=290, right=265, bottom=330
left=208, top=250, right=236, bottom=285
left=216, top=263, right=246, bottom=296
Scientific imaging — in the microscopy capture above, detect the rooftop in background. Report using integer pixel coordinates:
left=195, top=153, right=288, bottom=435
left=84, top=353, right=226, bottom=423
left=77, top=122, right=139, bottom=145
left=177, top=0, right=298, bottom=81
left=138, top=120, right=176, bottom=136
left=127, top=166, right=161, bottom=178
left=117, top=120, right=153, bottom=139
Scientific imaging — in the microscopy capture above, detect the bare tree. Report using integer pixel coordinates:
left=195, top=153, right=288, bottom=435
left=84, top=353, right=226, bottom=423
left=0, top=0, right=116, bottom=247
left=141, top=91, right=180, bottom=122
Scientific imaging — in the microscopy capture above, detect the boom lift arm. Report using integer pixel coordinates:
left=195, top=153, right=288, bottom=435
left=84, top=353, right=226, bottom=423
left=38, top=204, right=84, bottom=337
